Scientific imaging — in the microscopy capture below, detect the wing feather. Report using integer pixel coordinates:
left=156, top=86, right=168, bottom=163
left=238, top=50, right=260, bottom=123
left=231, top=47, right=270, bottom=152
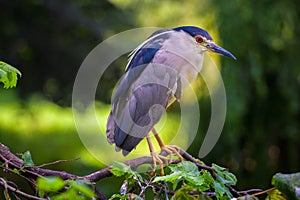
left=106, top=28, right=179, bottom=155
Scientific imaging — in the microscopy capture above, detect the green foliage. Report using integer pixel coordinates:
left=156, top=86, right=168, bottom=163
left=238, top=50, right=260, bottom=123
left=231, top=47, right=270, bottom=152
left=0, top=61, right=21, bottom=89
left=210, top=0, right=300, bottom=189
left=154, top=161, right=213, bottom=191
left=110, top=162, right=146, bottom=198
left=212, top=164, right=237, bottom=186
left=266, top=189, right=286, bottom=200
left=171, top=186, right=212, bottom=200
left=212, top=164, right=237, bottom=198
left=37, top=176, right=65, bottom=196
left=67, top=180, right=96, bottom=199
left=111, top=161, right=237, bottom=199
left=271, top=173, right=300, bottom=199
left=36, top=177, right=96, bottom=199
left=111, top=161, right=143, bottom=182
left=21, top=150, right=35, bottom=167
left=0, top=96, right=104, bottom=173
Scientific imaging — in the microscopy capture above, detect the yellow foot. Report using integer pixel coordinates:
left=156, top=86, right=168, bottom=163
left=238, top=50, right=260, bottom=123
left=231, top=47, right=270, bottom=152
left=150, top=145, right=184, bottom=176
left=161, top=145, right=183, bottom=163
left=151, top=152, right=169, bottom=176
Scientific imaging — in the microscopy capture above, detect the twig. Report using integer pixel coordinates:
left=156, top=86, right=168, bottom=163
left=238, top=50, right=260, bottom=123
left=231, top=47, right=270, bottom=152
left=34, top=158, right=80, bottom=168
left=237, top=188, right=263, bottom=195
left=1, top=177, right=11, bottom=200
left=0, top=178, right=46, bottom=200
left=251, top=187, right=275, bottom=196
left=94, top=187, right=108, bottom=200
left=227, top=185, right=241, bottom=197
left=0, top=165, right=36, bottom=186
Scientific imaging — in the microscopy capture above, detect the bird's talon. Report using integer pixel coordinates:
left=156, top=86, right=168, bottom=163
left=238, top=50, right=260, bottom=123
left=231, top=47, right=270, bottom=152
left=161, top=145, right=183, bottom=162
left=151, top=152, right=168, bottom=175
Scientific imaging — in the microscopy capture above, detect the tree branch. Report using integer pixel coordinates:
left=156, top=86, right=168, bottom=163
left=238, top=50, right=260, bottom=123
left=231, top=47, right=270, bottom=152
left=0, top=178, right=46, bottom=200
left=0, top=143, right=261, bottom=199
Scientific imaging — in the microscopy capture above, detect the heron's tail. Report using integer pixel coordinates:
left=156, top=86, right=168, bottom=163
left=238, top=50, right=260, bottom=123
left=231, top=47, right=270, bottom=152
left=106, top=111, right=144, bottom=156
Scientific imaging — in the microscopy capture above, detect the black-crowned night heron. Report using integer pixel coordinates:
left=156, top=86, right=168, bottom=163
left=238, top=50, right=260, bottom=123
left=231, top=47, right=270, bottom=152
left=106, top=26, right=236, bottom=174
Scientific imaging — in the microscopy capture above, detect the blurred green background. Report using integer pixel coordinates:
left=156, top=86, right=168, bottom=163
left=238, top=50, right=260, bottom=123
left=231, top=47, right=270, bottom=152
left=1, top=0, right=300, bottom=197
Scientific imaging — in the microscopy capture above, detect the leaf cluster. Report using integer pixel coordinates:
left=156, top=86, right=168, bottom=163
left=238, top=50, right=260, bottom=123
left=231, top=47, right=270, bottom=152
left=20, top=151, right=96, bottom=199
left=0, top=61, right=21, bottom=89
left=110, top=162, right=161, bottom=200
left=154, top=161, right=237, bottom=199
left=2, top=143, right=300, bottom=199
left=110, top=161, right=237, bottom=200
left=36, top=177, right=96, bottom=200
left=109, top=161, right=300, bottom=199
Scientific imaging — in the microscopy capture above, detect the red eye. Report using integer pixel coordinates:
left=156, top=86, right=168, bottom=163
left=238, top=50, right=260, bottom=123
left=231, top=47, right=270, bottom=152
left=195, top=36, right=204, bottom=43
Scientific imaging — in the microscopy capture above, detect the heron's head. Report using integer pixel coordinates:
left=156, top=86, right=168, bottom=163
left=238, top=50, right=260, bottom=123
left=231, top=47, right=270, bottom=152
left=173, top=26, right=236, bottom=60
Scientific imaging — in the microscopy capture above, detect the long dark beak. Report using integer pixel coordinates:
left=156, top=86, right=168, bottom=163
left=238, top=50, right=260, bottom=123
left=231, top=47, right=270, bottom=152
left=208, top=43, right=236, bottom=60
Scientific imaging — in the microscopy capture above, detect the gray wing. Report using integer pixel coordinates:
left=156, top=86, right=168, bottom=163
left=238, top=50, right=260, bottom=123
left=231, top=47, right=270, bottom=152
left=106, top=29, right=180, bottom=156
left=112, top=28, right=171, bottom=103
left=111, top=84, right=171, bottom=155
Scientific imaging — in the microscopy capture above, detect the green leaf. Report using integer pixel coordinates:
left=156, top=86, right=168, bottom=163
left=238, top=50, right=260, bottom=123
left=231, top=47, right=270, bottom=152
left=109, top=194, right=124, bottom=199
left=52, top=187, right=85, bottom=200
left=185, top=175, right=210, bottom=191
left=213, top=179, right=233, bottom=199
left=153, top=171, right=181, bottom=183
left=272, top=172, right=300, bottom=199
left=0, top=69, right=6, bottom=76
left=110, top=162, right=132, bottom=177
left=153, top=171, right=182, bottom=190
left=171, top=186, right=197, bottom=200
left=211, top=164, right=235, bottom=199
left=265, top=189, right=286, bottom=200
left=154, top=161, right=215, bottom=192
left=21, top=150, right=35, bottom=167
left=169, top=161, right=200, bottom=177
left=110, top=161, right=143, bottom=181
left=212, top=163, right=237, bottom=186
left=37, top=176, right=65, bottom=192
left=69, top=180, right=96, bottom=198
left=171, top=185, right=213, bottom=200
left=201, top=171, right=215, bottom=186
left=0, top=61, right=21, bottom=89
left=154, top=161, right=198, bottom=190
left=214, top=181, right=228, bottom=199
left=13, top=168, right=20, bottom=174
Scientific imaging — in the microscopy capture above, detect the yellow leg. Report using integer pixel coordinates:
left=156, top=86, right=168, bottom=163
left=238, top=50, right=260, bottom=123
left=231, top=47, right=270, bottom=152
left=146, top=133, right=168, bottom=175
left=152, top=128, right=183, bottom=162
